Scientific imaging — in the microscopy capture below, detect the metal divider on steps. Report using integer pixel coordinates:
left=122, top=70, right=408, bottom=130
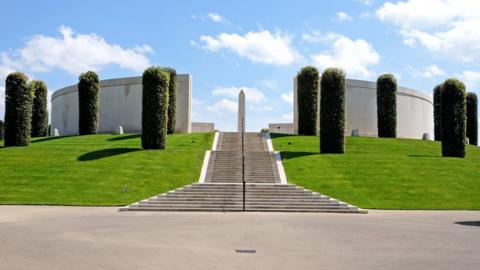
left=241, top=117, right=246, bottom=211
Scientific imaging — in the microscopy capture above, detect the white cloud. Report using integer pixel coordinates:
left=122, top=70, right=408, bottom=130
left=0, top=64, right=13, bottom=84
left=302, top=31, right=341, bottom=44
left=459, top=70, right=480, bottom=90
left=281, top=113, right=293, bottom=122
left=281, top=92, right=293, bottom=105
left=251, top=105, right=274, bottom=112
left=376, top=0, right=462, bottom=29
left=212, top=86, right=265, bottom=103
left=199, top=30, right=300, bottom=65
left=377, top=0, right=480, bottom=63
left=207, top=13, right=223, bottom=23
left=258, top=79, right=277, bottom=90
left=310, top=34, right=380, bottom=78
left=133, top=45, right=154, bottom=54
left=192, top=98, right=206, bottom=106
left=336, top=12, right=353, bottom=21
left=407, top=64, right=445, bottom=78
left=357, top=0, right=372, bottom=5
left=0, top=26, right=152, bottom=76
left=207, top=98, right=237, bottom=114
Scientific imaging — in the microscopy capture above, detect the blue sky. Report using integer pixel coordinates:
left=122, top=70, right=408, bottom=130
left=1, top=0, right=479, bottom=131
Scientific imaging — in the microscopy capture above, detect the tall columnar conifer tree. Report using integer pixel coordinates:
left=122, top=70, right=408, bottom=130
left=441, top=79, right=467, bottom=158
left=376, top=74, right=397, bottom=138
left=78, top=71, right=99, bottom=135
left=0, top=120, right=4, bottom=140
left=320, top=68, right=345, bottom=153
left=164, top=67, right=177, bottom=134
left=433, top=84, right=443, bottom=141
left=297, top=66, right=319, bottom=135
left=466, top=92, right=478, bottom=146
left=142, top=66, right=169, bottom=149
left=4, top=72, right=33, bottom=147
left=30, top=80, right=49, bottom=137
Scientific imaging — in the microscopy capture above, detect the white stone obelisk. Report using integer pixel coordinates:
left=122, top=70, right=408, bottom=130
left=238, top=89, right=245, bottom=132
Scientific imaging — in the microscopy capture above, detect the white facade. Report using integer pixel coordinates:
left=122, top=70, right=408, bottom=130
left=51, top=75, right=192, bottom=135
left=293, top=78, right=433, bottom=139
left=192, top=122, right=215, bottom=133
left=269, top=123, right=295, bottom=135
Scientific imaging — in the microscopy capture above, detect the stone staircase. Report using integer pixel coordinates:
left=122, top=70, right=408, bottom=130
left=121, top=132, right=366, bottom=213
left=123, top=183, right=363, bottom=212
left=205, top=132, right=279, bottom=183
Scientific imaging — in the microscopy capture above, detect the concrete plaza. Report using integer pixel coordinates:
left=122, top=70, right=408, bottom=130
left=0, top=206, right=479, bottom=270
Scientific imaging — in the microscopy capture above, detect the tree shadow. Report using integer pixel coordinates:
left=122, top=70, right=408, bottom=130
left=269, top=133, right=294, bottom=139
left=77, top=148, right=141, bottom=161
left=32, top=136, right=69, bottom=143
left=455, top=221, right=480, bottom=227
left=107, top=134, right=141, bottom=141
left=280, top=151, right=318, bottom=160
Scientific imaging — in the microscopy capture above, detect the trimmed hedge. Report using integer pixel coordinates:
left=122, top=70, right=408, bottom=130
left=441, top=79, right=467, bottom=158
left=0, top=120, right=4, bottom=140
left=164, top=67, right=177, bottom=134
left=297, top=66, right=319, bottom=135
left=142, top=66, right=169, bottom=149
left=320, top=68, right=345, bottom=154
left=466, top=92, right=478, bottom=146
left=78, top=71, right=99, bottom=135
left=4, top=72, right=33, bottom=147
left=376, top=74, right=397, bottom=138
left=433, top=84, right=443, bottom=141
left=30, top=80, right=49, bottom=137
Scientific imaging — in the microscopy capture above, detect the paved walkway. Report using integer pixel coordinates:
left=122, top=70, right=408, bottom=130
left=1, top=206, right=479, bottom=270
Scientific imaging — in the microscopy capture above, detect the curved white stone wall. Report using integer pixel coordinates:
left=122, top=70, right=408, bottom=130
left=51, top=75, right=192, bottom=135
left=293, top=78, right=433, bottom=139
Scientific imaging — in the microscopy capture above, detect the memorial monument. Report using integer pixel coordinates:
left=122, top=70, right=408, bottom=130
left=237, top=89, right=245, bottom=132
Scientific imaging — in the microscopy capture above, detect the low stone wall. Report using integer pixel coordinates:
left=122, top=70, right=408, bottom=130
left=192, top=122, right=215, bottom=133
left=268, top=123, right=294, bottom=135
left=293, top=78, right=433, bottom=139
left=51, top=75, right=192, bottom=135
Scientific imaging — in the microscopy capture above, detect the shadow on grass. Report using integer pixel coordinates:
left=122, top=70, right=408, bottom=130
left=32, top=136, right=69, bottom=143
left=455, top=221, right=480, bottom=227
left=78, top=148, right=141, bottom=161
left=269, top=133, right=295, bottom=139
left=107, top=134, right=141, bottom=141
left=280, top=151, right=318, bottom=160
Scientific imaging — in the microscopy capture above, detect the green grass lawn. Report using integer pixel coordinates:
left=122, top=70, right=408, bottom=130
left=0, top=133, right=213, bottom=205
left=272, top=134, right=480, bottom=210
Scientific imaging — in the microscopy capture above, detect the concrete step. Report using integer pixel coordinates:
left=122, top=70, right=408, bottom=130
left=122, top=183, right=365, bottom=213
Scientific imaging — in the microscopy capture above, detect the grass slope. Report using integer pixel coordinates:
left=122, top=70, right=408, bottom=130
left=272, top=134, right=480, bottom=210
left=0, top=133, right=213, bottom=205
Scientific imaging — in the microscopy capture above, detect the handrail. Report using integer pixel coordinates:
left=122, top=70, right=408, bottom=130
left=241, top=117, right=245, bottom=211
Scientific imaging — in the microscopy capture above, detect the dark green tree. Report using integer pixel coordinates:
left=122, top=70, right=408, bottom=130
left=297, top=66, right=319, bottom=135
left=142, top=66, right=169, bottom=149
left=164, top=67, right=177, bottom=134
left=0, top=120, right=4, bottom=140
left=30, top=80, right=49, bottom=137
left=433, top=84, right=443, bottom=141
left=4, top=72, right=33, bottom=147
left=441, top=79, right=467, bottom=158
left=376, top=74, right=397, bottom=138
left=466, top=92, right=478, bottom=146
left=320, top=68, right=345, bottom=153
left=78, top=71, right=99, bottom=135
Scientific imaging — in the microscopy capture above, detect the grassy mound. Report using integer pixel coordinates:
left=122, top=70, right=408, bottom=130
left=272, top=134, right=480, bottom=210
left=0, top=133, right=213, bottom=205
